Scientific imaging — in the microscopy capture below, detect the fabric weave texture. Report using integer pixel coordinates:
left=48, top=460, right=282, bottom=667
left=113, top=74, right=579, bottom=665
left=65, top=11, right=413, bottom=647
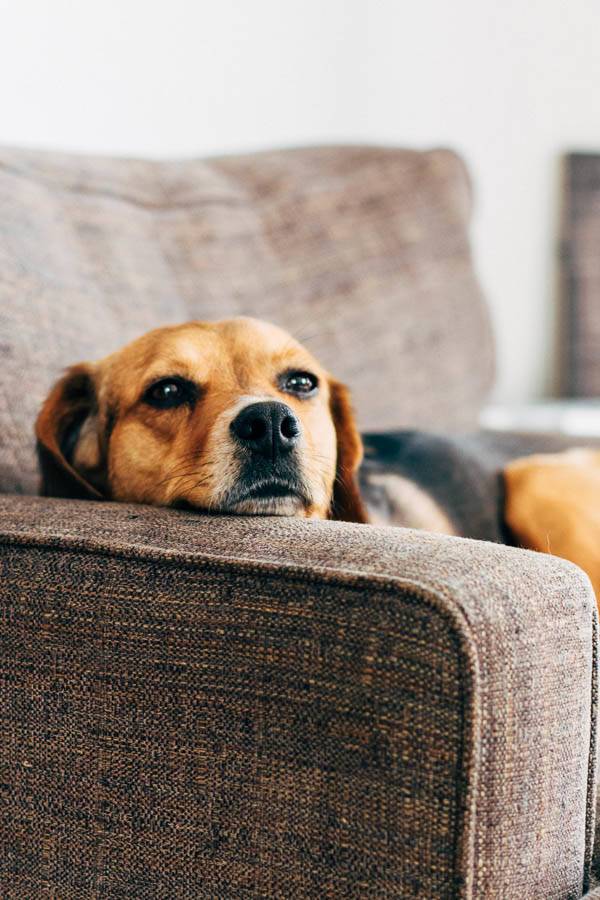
left=0, top=495, right=597, bottom=897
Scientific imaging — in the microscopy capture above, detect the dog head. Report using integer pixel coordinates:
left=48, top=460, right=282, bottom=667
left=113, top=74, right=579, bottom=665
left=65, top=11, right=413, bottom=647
left=36, top=317, right=367, bottom=522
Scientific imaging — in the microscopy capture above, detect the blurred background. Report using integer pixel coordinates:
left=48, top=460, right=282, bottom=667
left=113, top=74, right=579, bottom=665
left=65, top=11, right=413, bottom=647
left=1, top=0, right=599, bottom=419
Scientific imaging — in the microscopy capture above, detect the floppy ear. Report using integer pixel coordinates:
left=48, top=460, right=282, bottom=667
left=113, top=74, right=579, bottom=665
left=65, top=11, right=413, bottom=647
left=328, top=379, right=369, bottom=523
left=35, top=364, right=107, bottom=500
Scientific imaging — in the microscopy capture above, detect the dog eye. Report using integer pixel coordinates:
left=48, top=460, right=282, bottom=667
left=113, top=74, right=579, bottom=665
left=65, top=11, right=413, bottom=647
left=281, top=371, right=319, bottom=396
left=143, top=378, right=196, bottom=409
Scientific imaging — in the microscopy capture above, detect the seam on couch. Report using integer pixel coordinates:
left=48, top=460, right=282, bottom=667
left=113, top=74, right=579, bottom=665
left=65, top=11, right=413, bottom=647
left=0, top=145, right=470, bottom=215
left=585, top=607, right=599, bottom=892
left=0, top=534, right=481, bottom=898
left=0, top=157, right=247, bottom=212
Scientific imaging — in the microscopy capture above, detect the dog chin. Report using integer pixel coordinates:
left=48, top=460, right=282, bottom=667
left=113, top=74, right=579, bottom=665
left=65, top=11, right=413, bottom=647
left=225, top=494, right=306, bottom=516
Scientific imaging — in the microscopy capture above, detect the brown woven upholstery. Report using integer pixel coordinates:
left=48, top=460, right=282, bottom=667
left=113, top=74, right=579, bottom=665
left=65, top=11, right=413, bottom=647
left=0, top=495, right=597, bottom=897
left=0, top=144, right=494, bottom=496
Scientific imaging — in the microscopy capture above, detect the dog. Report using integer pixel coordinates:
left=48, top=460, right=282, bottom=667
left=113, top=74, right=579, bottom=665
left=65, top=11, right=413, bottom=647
left=36, top=317, right=368, bottom=523
left=36, top=316, right=566, bottom=553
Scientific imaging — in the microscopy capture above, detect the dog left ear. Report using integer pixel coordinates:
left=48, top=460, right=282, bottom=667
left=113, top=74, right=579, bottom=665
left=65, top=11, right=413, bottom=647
left=328, top=379, right=369, bottom=523
left=35, top=363, right=107, bottom=500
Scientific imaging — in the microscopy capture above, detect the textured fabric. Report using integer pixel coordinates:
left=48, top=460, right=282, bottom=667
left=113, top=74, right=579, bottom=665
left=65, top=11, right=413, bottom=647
left=0, top=144, right=494, bottom=495
left=561, top=153, right=600, bottom=396
left=0, top=495, right=596, bottom=897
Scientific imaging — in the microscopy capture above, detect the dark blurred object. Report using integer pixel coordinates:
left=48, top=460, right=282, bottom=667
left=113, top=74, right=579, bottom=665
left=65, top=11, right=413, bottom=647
left=561, top=152, right=600, bottom=396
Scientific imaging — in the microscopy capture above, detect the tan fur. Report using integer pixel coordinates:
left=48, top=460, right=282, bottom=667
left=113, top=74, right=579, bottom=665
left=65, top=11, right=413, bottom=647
left=505, top=448, right=600, bottom=602
left=36, top=317, right=367, bottom=522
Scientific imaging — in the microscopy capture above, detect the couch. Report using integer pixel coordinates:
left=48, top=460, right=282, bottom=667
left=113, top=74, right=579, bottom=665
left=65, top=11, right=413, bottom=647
left=0, top=145, right=597, bottom=898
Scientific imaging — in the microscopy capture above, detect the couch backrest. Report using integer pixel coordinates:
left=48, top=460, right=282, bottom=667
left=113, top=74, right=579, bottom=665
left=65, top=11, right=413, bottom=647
left=0, top=144, right=494, bottom=495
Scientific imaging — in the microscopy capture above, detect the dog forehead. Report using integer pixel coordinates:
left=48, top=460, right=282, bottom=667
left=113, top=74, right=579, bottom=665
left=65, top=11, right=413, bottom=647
left=218, top=317, right=296, bottom=352
left=123, top=319, right=300, bottom=359
left=103, top=323, right=216, bottom=378
left=217, top=317, right=320, bottom=368
left=220, top=316, right=287, bottom=340
left=162, top=326, right=218, bottom=368
left=99, top=318, right=323, bottom=404
left=159, top=317, right=317, bottom=372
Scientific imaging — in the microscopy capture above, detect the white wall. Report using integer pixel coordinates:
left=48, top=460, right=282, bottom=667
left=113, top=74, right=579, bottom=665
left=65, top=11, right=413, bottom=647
left=1, top=0, right=599, bottom=402
left=0, top=0, right=364, bottom=155
left=362, top=0, right=600, bottom=402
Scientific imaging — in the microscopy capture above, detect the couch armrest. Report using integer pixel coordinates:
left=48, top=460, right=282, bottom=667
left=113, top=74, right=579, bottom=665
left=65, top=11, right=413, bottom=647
left=0, top=495, right=596, bottom=898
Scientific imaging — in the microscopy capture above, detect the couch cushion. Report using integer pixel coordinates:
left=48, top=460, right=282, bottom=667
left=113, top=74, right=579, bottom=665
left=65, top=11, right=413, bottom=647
left=0, top=144, right=494, bottom=494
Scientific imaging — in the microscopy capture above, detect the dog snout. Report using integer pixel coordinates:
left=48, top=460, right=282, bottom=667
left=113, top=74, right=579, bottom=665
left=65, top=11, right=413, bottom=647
left=230, top=401, right=301, bottom=460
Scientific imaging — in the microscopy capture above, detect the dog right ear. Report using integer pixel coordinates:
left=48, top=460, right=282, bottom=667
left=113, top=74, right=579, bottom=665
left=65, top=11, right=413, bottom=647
left=35, top=364, right=107, bottom=500
left=328, top=378, right=369, bottom=523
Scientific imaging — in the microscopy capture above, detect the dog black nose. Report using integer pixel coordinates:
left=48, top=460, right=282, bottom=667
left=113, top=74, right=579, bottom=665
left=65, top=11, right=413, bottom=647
left=231, top=401, right=301, bottom=460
